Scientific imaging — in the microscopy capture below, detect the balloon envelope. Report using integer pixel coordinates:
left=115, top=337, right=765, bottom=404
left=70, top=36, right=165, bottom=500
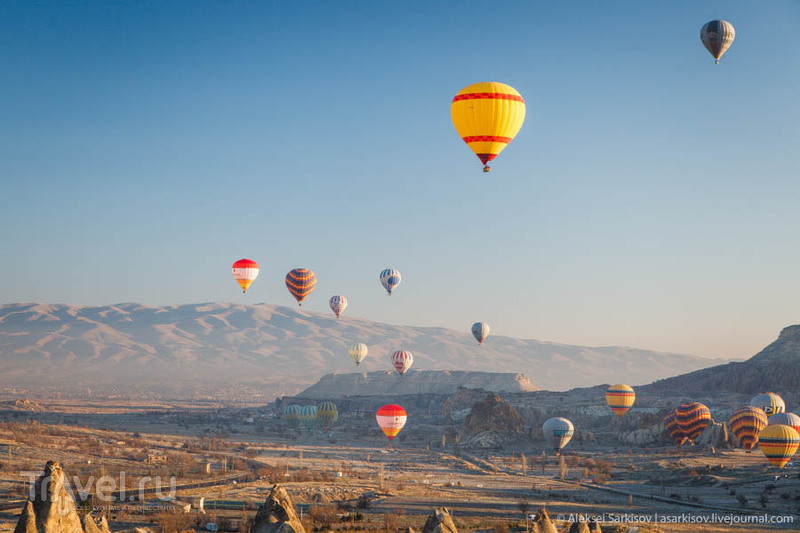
left=471, top=322, right=490, bottom=344
left=675, top=402, right=712, bottom=443
left=758, top=424, right=800, bottom=468
left=664, top=409, right=688, bottom=447
left=768, top=412, right=800, bottom=435
left=606, top=384, right=635, bottom=417
left=376, top=404, right=407, bottom=440
left=700, top=20, right=735, bottom=63
left=750, top=392, right=785, bottom=416
left=283, top=404, right=302, bottom=428
left=730, top=407, right=768, bottom=451
left=380, top=269, right=401, bottom=295
left=349, top=343, right=368, bottom=366
left=299, top=405, right=318, bottom=430
left=232, top=259, right=259, bottom=293
left=317, top=401, right=338, bottom=429
left=391, top=350, right=413, bottom=375
left=329, top=295, right=348, bottom=318
left=451, top=81, right=526, bottom=170
left=542, top=417, right=574, bottom=454
left=286, top=268, right=317, bottom=305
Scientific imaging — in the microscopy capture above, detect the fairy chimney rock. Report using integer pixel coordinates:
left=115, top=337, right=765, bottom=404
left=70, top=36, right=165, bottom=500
left=14, top=461, right=83, bottom=533
left=421, top=508, right=457, bottom=533
left=531, top=508, right=558, bottom=533
left=252, top=484, right=306, bottom=533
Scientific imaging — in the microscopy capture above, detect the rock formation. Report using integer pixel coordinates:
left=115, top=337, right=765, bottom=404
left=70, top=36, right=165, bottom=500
left=14, top=461, right=83, bottom=533
left=420, top=507, right=457, bottom=533
left=81, top=516, right=110, bottom=533
left=252, top=484, right=306, bottom=533
left=695, top=422, right=729, bottom=449
left=530, top=508, right=557, bottom=533
left=566, top=515, right=602, bottom=533
left=462, top=394, right=524, bottom=436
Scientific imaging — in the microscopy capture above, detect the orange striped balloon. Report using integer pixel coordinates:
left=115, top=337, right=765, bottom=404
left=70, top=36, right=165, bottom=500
left=758, top=424, right=800, bottom=468
left=285, top=268, right=317, bottom=305
left=376, top=404, right=407, bottom=441
left=675, top=401, right=712, bottom=443
left=730, top=407, right=768, bottom=451
left=664, top=409, right=687, bottom=447
left=606, top=384, right=635, bottom=417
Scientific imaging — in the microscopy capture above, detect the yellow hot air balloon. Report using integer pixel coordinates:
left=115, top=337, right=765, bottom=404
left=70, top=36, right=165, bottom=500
left=758, top=424, right=800, bottom=468
left=606, top=384, right=635, bottom=417
left=451, top=82, right=526, bottom=172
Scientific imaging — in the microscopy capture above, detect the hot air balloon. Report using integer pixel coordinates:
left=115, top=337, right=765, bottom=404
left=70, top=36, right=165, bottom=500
left=232, top=259, right=259, bottom=293
left=283, top=404, right=302, bottom=428
left=380, top=269, right=401, bottom=295
left=768, top=412, right=800, bottom=434
left=329, top=295, right=348, bottom=318
left=349, top=343, right=368, bottom=366
left=758, top=424, right=800, bottom=468
left=730, top=407, right=768, bottom=451
left=700, top=20, right=735, bottom=64
left=675, top=402, right=712, bottom=444
left=451, top=82, right=526, bottom=172
left=605, top=384, right=635, bottom=418
left=542, top=417, right=574, bottom=455
left=391, top=350, right=413, bottom=375
left=376, top=404, right=407, bottom=441
left=750, top=392, right=785, bottom=415
left=664, top=409, right=688, bottom=447
left=471, top=322, right=490, bottom=345
left=286, top=268, right=316, bottom=305
left=299, top=405, right=318, bottom=430
left=317, top=401, right=339, bottom=430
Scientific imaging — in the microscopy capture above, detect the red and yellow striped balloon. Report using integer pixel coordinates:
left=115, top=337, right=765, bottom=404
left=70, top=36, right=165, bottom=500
left=376, top=404, right=407, bottom=441
left=675, top=401, right=712, bottom=443
left=758, top=424, right=800, bottom=468
left=730, top=407, right=768, bottom=451
left=285, top=268, right=316, bottom=305
left=451, top=82, right=525, bottom=172
left=606, top=384, right=635, bottom=417
left=232, top=259, right=259, bottom=293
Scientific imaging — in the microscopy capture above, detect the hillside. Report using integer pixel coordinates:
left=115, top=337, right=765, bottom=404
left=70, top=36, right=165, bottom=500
left=0, top=302, right=729, bottom=399
left=643, top=325, right=800, bottom=394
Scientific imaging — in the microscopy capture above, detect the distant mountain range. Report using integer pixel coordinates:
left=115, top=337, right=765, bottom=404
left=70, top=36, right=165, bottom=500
left=0, top=302, right=732, bottom=399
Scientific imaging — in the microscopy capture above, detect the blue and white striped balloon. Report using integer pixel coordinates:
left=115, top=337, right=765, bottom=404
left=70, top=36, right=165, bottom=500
left=380, top=268, right=401, bottom=295
left=329, top=295, right=348, bottom=318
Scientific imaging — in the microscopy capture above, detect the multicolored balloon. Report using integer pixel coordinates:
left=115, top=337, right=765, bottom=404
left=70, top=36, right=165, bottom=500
left=349, top=343, right=368, bottom=366
left=730, top=407, right=768, bottom=451
left=675, top=402, right=712, bottom=443
left=282, top=404, right=302, bottom=428
left=542, top=417, right=574, bottom=455
left=380, top=268, right=401, bottom=295
left=299, top=405, right=318, bottom=430
left=376, top=404, right=407, bottom=441
left=317, top=401, right=339, bottom=430
left=329, top=295, right=348, bottom=318
left=231, top=259, right=259, bottom=293
left=391, top=350, right=413, bottom=375
left=750, top=392, right=785, bottom=416
left=768, top=412, right=800, bottom=435
left=471, top=322, right=490, bottom=345
left=758, top=424, right=800, bottom=468
left=285, top=268, right=317, bottom=305
left=605, top=384, right=635, bottom=418
left=664, top=409, right=687, bottom=447
left=700, top=20, right=735, bottom=64
left=451, top=81, right=526, bottom=172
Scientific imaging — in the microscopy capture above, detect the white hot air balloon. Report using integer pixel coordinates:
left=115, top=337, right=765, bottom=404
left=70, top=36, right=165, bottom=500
left=750, top=392, right=786, bottom=416
left=380, top=268, right=401, bottom=295
left=349, top=343, right=368, bottom=366
left=329, top=295, right=348, bottom=318
left=391, top=350, right=413, bottom=375
left=471, top=322, right=490, bottom=345
left=542, top=417, right=574, bottom=455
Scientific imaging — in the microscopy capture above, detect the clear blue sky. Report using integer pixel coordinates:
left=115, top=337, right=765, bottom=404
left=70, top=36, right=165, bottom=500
left=1, top=1, right=799, bottom=360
